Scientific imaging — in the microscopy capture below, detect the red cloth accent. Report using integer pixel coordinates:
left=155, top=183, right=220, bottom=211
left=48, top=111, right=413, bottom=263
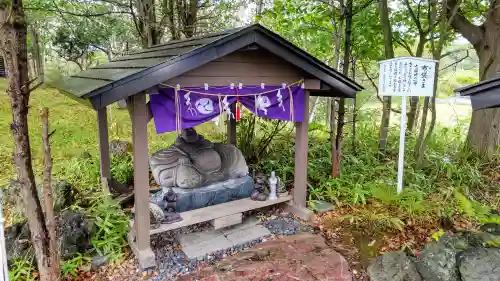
left=235, top=87, right=241, bottom=121
left=236, top=104, right=241, bottom=120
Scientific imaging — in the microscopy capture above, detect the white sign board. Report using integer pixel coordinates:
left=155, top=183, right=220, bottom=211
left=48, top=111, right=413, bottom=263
left=377, top=57, right=438, bottom=195
left=378, top=57, right=437, bottom=97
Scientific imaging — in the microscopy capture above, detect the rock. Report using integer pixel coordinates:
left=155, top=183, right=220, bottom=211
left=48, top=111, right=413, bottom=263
left=415, top=241, right=460, bottom=281
left=2, top=179, right=75, bottom=220
left=110, top=140, right=132, bottom=158
left=5, top=210, right=94, bottom=264
left=5, top=222, right=33, bottom=265
left=179, top=233, right=351, bottom=281
left=368, top=252, right=421, bottom=281
left=480, top=223, right=500, bottom=236
left=310, top=200, right=335, bottom=213
left=37, top=180, right=74, bottom=213
left=2, top=180, right=24, bottom=219
left=91, top=255, right=109, bottom=271
left=438, top=233, right=471, bottom=251
left=458, top=247, right=500, bottom=281
left=149, top=203, right=165, bottom=224
left=58, top=210, right=94, bottom=259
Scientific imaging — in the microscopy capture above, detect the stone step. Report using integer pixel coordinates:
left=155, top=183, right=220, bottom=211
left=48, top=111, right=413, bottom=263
left=178, top=224, right=271, bottom=260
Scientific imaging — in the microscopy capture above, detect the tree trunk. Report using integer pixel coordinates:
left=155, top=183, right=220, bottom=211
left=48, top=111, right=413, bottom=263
left=309, top=96, right=319, bottom=123
left=181, top=0, right=198, bottom=38
left=378, top=0, right=394, bottom=154
left=41, top=108, right=60, bottom=279
left=330, top=12, right=343, bottom=177
left=351, top=58, right=357, bottom=152
left=0, top=1, right=58, bottom=280
left=333, top=0, right=352, bottom=177
left=447, top=0, right=500, bottom=158
left=407, top=34, right=427, bottom=133
left=138, top=0, right=158, bottom=47
left=29, top=25, right=43, bottom=82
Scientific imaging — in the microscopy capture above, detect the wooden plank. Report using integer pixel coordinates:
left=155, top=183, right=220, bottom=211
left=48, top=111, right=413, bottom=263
left=130, top=93, right=152, bottom=253
left=73, top=68, right=145, bottom=82
left=182, top=61, right=303, bottom=77
left=114, top=46, right=200, bottom=61
left=164, top=76, right=303, bottom=88
left=304, top=79, right=321, bottom=90
left=97, top=107, right=110, bottom=193
left=148, top=195, right=292, bottom=235
left=93, top=58, right=171, bottom=69
left=293, top=90, right=309, bottom=208
left=212, top=213, right=242, bottom=230
left=213, top=49, right=285, bottom=64
left=53, top=76, right=109, bottom=97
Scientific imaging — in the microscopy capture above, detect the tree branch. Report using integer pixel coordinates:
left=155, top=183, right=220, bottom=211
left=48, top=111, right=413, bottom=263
left=440, top=46, right=473, bottom=59
left=446, top=0, right=484, bottom=46
left=404, top=0, right=423, bottom=33
left=352, top=0, right=376, bottom=15
left=25, top=6, right=131, bottom=17
left=393, top=35, right=416, bottom=56
left=360, top=60, right=378, bottom=92
left=439, top=50, right=470, bottom=72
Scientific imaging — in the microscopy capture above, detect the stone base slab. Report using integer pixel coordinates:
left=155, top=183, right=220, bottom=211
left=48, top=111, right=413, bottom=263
left=178, top=219, right=270, bottom=260
left=151, top=176, right=255, bottom=212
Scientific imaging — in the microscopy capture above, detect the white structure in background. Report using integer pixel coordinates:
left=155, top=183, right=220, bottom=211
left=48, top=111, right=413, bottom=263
left=378, top=57, right=438, bottom=194
left=0, top=189, right=9, bottom=281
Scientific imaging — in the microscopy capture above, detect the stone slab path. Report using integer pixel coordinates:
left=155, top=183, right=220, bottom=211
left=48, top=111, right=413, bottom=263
left=178, top=233, right=352, bottom=281
left=179, top=217, right=271, bottom=260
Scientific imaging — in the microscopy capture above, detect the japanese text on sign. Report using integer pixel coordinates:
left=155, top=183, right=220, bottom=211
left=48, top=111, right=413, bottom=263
left=378, top=57, right=437, bottom=97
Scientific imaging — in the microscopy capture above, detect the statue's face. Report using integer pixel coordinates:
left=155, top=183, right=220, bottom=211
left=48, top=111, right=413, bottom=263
left=181, top=128, right=199, bottom=143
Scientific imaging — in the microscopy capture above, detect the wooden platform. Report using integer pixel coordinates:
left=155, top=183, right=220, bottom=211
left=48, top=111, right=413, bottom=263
left=132, top=195, right=292, bottom=235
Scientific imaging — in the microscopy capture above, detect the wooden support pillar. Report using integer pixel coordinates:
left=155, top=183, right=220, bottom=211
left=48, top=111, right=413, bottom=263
left=97, top=107, right=110, bottom=192
left=287, top=90, right=314, bottom=221
left=129, top=93, right=155, bottom=269
left=227, top=103, right=237, bottom=145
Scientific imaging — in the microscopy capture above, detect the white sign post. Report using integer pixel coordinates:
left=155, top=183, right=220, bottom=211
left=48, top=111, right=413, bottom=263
left=0, top=189, right=9, bottom=281
left=378, top=57, right=438, bottom=194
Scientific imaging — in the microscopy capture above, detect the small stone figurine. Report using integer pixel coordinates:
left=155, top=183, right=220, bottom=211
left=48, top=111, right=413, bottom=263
left=160, top=188, right=182, bottom=223
left=251, top=171, right=268, bottom=201
left=164, top=187, right=177, bottom=212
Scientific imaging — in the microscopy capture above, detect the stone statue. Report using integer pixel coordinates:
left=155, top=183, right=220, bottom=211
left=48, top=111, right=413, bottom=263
left=149, top=128, right=249, bottom=189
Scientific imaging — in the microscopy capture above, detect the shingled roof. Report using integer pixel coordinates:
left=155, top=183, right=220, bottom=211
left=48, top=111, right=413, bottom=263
left=52, top=24, right=363, bottom=110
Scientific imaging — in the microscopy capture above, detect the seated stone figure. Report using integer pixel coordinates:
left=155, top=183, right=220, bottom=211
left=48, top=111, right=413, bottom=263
left=150, top=128, right=249, bottom=189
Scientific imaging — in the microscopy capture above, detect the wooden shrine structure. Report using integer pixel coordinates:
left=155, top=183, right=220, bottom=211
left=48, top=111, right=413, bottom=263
left=455, top=74, right=500, bottom=110
left=52, top=24, right=363, bottom=269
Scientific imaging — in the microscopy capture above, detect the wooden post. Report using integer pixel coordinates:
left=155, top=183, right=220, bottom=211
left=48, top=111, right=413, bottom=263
left=287, top=90, right=314, bottom=220
left=130, top=93, right=155, bottom=269
left=97, top=107, right=111, bottom=192
left=227, top=103, right=237, bottom=145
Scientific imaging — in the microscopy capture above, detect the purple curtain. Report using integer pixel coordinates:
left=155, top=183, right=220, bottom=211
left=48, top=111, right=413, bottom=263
left=149, top=85, right=305, bottom=134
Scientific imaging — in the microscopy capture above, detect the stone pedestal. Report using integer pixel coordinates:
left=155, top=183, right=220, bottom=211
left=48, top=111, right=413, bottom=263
left=151, top=176, right=255, bottom=212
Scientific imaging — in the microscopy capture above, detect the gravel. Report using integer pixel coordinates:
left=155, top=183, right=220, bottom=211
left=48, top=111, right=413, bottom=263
left=146, top=215, right=310, bottom=281
left=264, top=215, right=315, bottom=236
